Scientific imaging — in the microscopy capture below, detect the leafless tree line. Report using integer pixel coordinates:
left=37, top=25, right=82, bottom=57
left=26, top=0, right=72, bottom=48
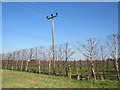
left=1, top=33, right=120, bottom=80
left=1, top=43, right=75, bottom=61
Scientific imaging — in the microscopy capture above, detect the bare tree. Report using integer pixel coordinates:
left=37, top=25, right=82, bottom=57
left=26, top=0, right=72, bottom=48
left=107, top=34, right=120, bottom=81
left=20, top=49, right=26, bottom=71
left=37, top=46, right=46, bottom=74
left=55, top=44, right=64, bottom=61
left=77, top=38, right=99, bottom=79
left=99, top=45, right=108, bottom=80
left=64, top=43, right=75, bottom=77
left=100, top=45, right=107, bottom=70
left=64, top=43, right=75, bottom=61
left=58, top=44, right=64, bottom=61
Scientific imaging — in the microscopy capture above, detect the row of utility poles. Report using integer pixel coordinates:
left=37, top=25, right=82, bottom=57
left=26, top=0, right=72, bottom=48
left=46, top=13, right=58, bottom=74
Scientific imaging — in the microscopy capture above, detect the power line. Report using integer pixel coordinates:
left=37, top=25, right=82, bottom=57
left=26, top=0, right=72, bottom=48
left=29, top=2, right=52, bottom=14
left=21, top=2, right=49, bottom=15
left=6, top=3, right=45, bottom=16
left=6, top=3, right=72, bottom=23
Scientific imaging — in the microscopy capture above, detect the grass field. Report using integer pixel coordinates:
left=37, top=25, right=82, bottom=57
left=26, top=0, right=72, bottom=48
left=2, top=69, right=120, bottom=88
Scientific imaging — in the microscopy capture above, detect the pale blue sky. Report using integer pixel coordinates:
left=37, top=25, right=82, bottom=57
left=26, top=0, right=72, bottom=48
left=2, top=2, right=118, bottom=53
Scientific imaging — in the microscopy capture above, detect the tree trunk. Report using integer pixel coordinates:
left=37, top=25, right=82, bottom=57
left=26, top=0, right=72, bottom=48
left=5, top=60, right=8, bottom=70
left=26, top=60, right=29, bottom=71
left=48, top=61, right=51, bottom=75
left=21, top=60, right=23, bottom=71
left=91, top=61, right=96, bottom=80
left=38, top=60, right=41, bottom=74
left=16, top=60, right=18, bottom=70
left=115, top=59, right=120, bottom=81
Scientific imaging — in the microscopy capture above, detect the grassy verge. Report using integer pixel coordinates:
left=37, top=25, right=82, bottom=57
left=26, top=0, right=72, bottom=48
left=2, top=69, right=120, bottom=88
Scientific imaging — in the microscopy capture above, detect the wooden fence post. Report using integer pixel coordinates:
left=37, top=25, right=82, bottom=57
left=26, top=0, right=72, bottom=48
left=100, top=75, right=104, bottom=81
left=68, top=65, right=71, bottom=78
left=77, top=73, right=81, bottom=80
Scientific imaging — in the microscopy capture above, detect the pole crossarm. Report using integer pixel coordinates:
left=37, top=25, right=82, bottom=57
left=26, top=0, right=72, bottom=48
left=46, top=13, right=58, bottom=20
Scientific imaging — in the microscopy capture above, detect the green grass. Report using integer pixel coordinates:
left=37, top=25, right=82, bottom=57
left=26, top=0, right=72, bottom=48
left=2, top=69, right=120, bottom=88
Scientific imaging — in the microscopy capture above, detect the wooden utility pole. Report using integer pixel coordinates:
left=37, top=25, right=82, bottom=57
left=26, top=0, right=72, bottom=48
left=46, top=13, right=58, bottom=74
